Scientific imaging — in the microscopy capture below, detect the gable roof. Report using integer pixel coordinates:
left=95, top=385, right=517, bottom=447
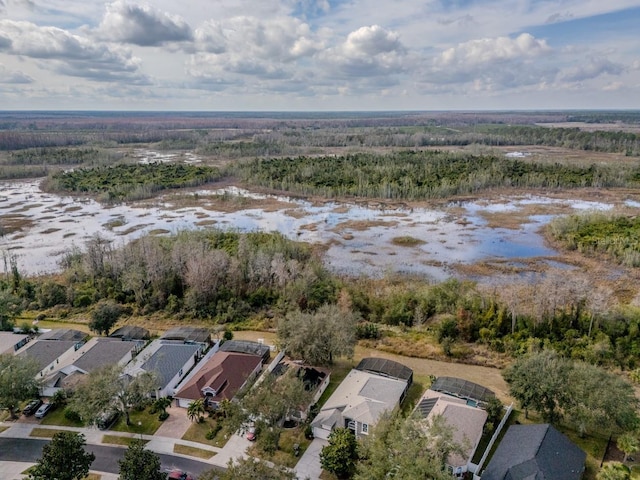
left=0, top=332, right=29, bottom=355
left=312, top=368, right=409, bottom=430
left=415, top=390, right=487, bottom=468
left=175, top=351, right=262, bottom=402
left=73, top=338, right=137, bottom=373
left=481, top=424, right=586, bottom=480
left=18, top=340, right=78, bottom=370
left=139, top=342, right=200, bottom=388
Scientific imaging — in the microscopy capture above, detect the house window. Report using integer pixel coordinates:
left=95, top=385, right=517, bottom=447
left=361, top=423, right=369, bottom=434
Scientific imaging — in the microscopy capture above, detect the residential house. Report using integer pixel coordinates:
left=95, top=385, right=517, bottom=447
left=311, top=358, right=412, bottom=440
left=41, top=337, right=140, bottom=396
left=481, top=424, right=586, bottom=480
left=125, top=340, right=201, bottom=397
left=174, top=351, right=263, bottom=408
left=219, top=339, right=271, bottom=364
left=17, top=340, right=81, bottom=379
left=0, top=331, right=30, bottom=355
left=414, top=389, right=488, bottom=478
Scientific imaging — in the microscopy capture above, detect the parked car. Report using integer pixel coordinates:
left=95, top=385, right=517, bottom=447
left=34, top=403, right=52, bottom=419
left=246, top=425, right=257, bottom=441
left=167, top=470, right=194, bottom=480
left=23, top=399, right=43, bottom=416
left=97, top=410, right=120, bottom=430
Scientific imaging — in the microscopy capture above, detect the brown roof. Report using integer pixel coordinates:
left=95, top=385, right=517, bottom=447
left=175, top=352, right=262, bottom=403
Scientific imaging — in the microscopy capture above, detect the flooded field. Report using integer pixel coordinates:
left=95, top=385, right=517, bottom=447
left=2, top=173, right=631, bottom=283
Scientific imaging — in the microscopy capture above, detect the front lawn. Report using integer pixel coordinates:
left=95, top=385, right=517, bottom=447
left=111, top=407, right=163, bottom=436
left=40, top=406, right=84, bottom=427
left=181, top=418, right=232, bottom=448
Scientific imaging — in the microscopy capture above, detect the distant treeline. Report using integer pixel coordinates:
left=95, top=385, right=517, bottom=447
left=1, top=111, right=639, bottom=156
left=233, top=151, right=640, bottom=200
left=42, top=162, right=220, bottom=202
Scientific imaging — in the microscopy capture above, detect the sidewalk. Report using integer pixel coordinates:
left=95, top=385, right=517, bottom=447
left=0, top=415, right=252, bottom=478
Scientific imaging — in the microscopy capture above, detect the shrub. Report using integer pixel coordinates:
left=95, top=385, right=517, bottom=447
left=64, top=407, right=82, bottom=423
left=158, top=411, right=169, bottom=421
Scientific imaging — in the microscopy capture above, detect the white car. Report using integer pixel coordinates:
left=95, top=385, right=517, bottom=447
left=34, top=403, right=52, bottom=419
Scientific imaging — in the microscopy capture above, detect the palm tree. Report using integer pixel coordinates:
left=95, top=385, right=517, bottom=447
left=187, top=399, right=205, bottom=423
left=597, top=462, right=631, bottom=480
left=617, top=432, right=640, bottom=463
left=153, top=397, right=172, bottom=419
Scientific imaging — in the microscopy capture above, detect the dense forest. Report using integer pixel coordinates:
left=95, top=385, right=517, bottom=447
left=41, top=163, right=221, bottom=202
left=232, top=150, right=640, bottom=200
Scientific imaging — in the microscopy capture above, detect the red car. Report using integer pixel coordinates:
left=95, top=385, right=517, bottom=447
left=167, top=470, right=194, bottom=480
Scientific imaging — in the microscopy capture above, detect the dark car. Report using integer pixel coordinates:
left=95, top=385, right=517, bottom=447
left=97, top=410, right=120, bottom=430
left=34, top=403, right=52, bottom=419
left=23, top=399, right=43, bottom=416
left=167, top=470, right=194, bottom=480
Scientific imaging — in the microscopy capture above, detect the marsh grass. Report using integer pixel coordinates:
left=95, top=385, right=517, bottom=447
left=391, top=235, right=425, bottom=247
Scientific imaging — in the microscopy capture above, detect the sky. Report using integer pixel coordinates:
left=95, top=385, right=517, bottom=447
left=0, top=0, right=639, bottom=111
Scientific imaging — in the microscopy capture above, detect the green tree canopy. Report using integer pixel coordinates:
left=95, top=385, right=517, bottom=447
left=199, top=457, right=296, bottom=480
left=0, top=354, right=41, bottom=419
left=89, top=300, right=126, bottom=335
left=70, top=364, right=158, bottom=426
left=320, top=427, right=359, bottom=479
left=504, top=350, right=639, bottom=435
left=28, top=432, right=95, bottom=480
left=355, top=413, right=460, bottom=480
left=278, top=303, right=358, bottom=365
left=118, top=438, right=166, bottom=480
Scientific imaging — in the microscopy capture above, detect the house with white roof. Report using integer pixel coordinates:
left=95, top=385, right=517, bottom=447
left=311, top=358, right=412, bottom=440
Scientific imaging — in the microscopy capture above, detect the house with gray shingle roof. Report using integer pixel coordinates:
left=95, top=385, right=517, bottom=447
left=18, top=340, right=80, bottom=379
left=40, top=337, right=141, bottom=396
left=0, top=331, right=30, bottom=355
left=311, top=358, right=412, bottom=440
left=125, top=340, right=201, bottom=397
left=480, top=424, right=586, bottom=480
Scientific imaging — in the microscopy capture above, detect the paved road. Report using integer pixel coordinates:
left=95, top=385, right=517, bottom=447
left=0, top=438, right=221, bottom=478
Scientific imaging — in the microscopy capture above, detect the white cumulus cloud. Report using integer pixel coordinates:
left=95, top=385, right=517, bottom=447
left=95, top=1, right=193, bottom=46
